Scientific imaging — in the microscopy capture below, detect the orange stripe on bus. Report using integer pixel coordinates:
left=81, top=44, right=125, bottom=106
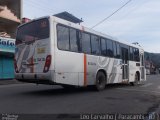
left=84, top=54, right=87, bottom=86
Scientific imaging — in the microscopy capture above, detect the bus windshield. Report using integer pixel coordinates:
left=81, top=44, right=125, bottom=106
left=16, top=18, right=49, bottom=44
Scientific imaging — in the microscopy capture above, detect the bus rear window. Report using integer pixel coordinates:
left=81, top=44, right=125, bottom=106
left=16, top=18, right=49, bottom=44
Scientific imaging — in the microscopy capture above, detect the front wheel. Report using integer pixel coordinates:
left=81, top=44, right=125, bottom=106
left=95, top=72, right=106, bottom=91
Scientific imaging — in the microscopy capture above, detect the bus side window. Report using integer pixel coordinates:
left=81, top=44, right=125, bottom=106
left=70, top=28, right=78, bottom=52
left=57, top=25, right=70, bottom=51
left=129, top=47, right=134, bottom=61
left=134, top=48, right=140, bottom=62
left=113, top=42, right=117, bottom=58
left=136, top=49, right=140, bottom=62
left=76, top=30, right=82, bottom=52
left=141, top=54, right=144, bottom=66
left=100, top=38, right=107, bottom=56
left=116, top=43, right=120, bottom=59
left=81, top=32, right=91, bottom=54
left=91, top=35, right=100, bottom=55
left=107, top=39, right=113, bottom=57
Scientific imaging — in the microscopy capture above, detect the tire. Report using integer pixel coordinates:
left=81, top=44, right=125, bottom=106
left=95, top=72, right=106, bottom=91
left=130, top=73, right=139, bottom=86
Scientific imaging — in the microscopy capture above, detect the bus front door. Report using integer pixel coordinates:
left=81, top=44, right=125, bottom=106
left=140, top=53, right=145, bottom=80
left=121, top=48, right=129, bottom=80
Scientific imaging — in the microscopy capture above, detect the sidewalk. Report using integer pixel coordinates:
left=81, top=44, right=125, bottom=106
left=0, top=79, right=23, bottom=85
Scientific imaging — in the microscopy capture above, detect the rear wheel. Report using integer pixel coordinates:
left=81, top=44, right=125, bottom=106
left=95, top=72, right=106, bottom=91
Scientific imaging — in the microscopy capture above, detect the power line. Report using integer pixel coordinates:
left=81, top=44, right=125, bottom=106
left=26, top=0, right=55, bottom=13
left=91, top=0, right=133, bottom=29
left=24, top=0, right=55, bottom=15
left=24, top=2, right=50, bottom=14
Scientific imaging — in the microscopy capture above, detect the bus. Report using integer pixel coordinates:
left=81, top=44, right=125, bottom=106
left=15, top=16, right=146, bottom=91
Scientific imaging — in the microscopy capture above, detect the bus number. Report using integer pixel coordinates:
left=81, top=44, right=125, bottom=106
left=34, top=58, right=45, bottom=62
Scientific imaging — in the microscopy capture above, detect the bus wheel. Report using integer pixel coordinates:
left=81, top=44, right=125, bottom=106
left=95, top=72, right=106, bottom=91
left=130, top=73, right=139, bottom=86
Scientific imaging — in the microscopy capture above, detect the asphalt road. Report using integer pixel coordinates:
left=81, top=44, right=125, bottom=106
left=0, top=75, right=160, bottom=119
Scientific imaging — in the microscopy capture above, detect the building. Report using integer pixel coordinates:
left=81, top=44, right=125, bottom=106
left=0, top=37, right=15, bottom=79
left=0, top=0, right=22, bottom=79
left=145, top=60, right=156, bottom=75
left=145, top=60, right=151, bottom=75
left=0, top=0, right=22, bottom=38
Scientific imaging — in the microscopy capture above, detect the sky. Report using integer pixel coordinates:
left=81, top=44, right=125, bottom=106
left=23, top=0, right=160, bottom=53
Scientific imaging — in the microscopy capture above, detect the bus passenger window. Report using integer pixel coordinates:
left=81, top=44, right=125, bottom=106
left=134, top=48, right=140, bottom=62
left=116, top=43, right=120, bottom=59
left=91, top=35, right=100, bottom=55
left=70, top=28, right=78, bottom=52
left=81, top=32, right=91, bottom=54
left=129, top=47, right=134, bottom=61
left=57, top=25, right=69, bottom=51
left=113, top=42, right=117, bottom=58
left=100, top=38, right=107, bottom=56
left=107, top=40, right=113, bottom=57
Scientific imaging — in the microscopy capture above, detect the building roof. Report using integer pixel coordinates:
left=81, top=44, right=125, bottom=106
left=54, top=11, right=83, bottom=24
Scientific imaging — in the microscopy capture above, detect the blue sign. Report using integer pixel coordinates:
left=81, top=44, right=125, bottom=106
left=0, top=37, right=15, bottom=53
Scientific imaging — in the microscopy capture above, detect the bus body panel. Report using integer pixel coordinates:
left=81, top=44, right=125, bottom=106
left=15, top=17, right=53, bottom=83
left=53, top=21, right=85, bottom=86
left=95, top=57, right=123, bottom=84
left=16, top=39, right=50, bottom=73
left=86, top=55, right=99, bottom=85
left=110, top=59, right=123, bottom=83
left=128, top=61, right=140, bottom=82
left=54, top=49, right=83, bottom=86
left=52, top=16, right=146, bottom=86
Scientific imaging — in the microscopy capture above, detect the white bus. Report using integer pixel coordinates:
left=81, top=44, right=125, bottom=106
left=15, top=16, right=146, bottom=91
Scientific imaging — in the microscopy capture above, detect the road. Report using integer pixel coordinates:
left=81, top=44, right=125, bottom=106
left=0, top=75, right=160, bottom=119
